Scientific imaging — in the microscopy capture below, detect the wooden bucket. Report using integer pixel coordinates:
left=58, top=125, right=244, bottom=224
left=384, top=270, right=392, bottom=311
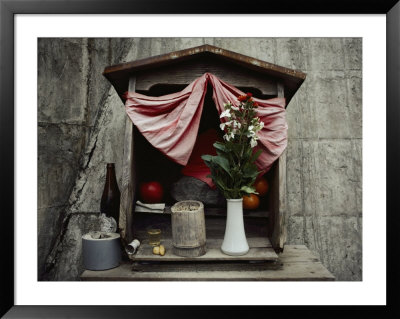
left=171, top=200, right=206, bottom=257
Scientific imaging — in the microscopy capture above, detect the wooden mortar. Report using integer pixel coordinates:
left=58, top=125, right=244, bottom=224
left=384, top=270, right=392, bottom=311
left=170, top=200, right=206, bottom=257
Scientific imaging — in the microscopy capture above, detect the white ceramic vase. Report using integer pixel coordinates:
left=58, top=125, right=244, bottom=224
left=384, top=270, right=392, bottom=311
left=221, top=198, right=249, bottom=256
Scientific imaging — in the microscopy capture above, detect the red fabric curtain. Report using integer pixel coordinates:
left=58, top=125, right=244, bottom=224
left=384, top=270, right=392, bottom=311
left=124, top=73, right=287, bottom=180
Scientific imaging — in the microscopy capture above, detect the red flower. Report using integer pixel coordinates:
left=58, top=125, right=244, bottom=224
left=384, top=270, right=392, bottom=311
left=238, top=95, right=248, bottom=102
left=253, top=101, right=258, bottom=107
left=246, top=92, right=253, bottom=97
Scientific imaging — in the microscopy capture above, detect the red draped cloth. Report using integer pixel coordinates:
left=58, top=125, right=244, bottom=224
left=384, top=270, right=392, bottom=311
left=124, top=73, right=287, bottom=186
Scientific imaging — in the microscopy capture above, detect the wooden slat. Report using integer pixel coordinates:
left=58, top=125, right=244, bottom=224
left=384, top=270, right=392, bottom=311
left=138, top=237, right=271, bottom=249
left=277, top=82, right=285, bottom=98
left=270, top=150, right=287, bottom=252
left=119, top=76, right=136, bottom=243
left=103, top=44, right=307, bottom=81
left=277, top=245, right=320, bottom=262
left=82, top=265, right=334, bottom=281
left=82, top=264, right=334, bottom=281
left=81, top=245, right=335, bottom=281
left=268, top=82, right=287, bottom=252
left=131, top=261, right=281, bottom=273
left=135, top=59, right=277, bottom=96
left=129, top=237, right=277, bottom=262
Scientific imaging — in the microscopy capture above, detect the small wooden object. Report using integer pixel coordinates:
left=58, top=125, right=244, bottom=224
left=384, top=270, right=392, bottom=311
left=171, top=200, right=206, bottom=257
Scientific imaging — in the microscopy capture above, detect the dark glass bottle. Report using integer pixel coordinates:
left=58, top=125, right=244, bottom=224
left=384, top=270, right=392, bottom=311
left=100, top=163, right=121, bottom=230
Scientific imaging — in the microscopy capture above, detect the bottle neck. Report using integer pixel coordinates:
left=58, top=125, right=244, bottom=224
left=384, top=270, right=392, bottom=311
left=105, top=165, right=117, bottom=186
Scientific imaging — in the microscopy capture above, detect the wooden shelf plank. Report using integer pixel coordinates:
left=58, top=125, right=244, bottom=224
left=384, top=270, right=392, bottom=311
left=81, top=245, right=335, bottom=281
left=129, top=237, right=278, bottom=262
left=131, top=260, right=281, bottom=273
left=82, top=263, right=335, bottom=281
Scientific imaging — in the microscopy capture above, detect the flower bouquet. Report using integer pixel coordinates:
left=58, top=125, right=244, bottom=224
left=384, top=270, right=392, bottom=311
left=201, top=92, right=263, bottom=199
left=201, top=92, right=264, bottom=255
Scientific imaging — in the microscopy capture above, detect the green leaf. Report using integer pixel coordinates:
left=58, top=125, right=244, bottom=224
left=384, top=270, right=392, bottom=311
left=213, top=142, right=228, bottom=153
left=216, top=149, right=227, bottom=159
left=212, top=156, right=232, bottom=178
left=214, top=176, right=227, bottom=191
left=201, top=154, right=213, bottom=163
left=243, top=168, right=259, bottom=179
left=240, top=185, right=257, bottom=194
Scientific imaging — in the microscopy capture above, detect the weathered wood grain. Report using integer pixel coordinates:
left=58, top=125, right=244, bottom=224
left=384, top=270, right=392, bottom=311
left=267, top=82, right=287, bottom=252
left=132, top=246, right=277, bottom=262
left=104, top=44, right=307, bottom=81
left=130, top=247, right=321, bottom=272
left=131, top=261, right=281, bottom=272
left=81, top=245, right=335, bottom=281
left=82, top=265, right=334, bottom=281
left=129, top=237, right=278, bottom=262
left=139, top=237, right=271, bottom=249
left=135, top=59, right=278, bottom=96
left=171, top=201, right=207, bottom=257
left=275, top=245, right=321, bottom=263
left=119, top=76, right=136, bottom=243
left=277, top=82, right=285, bottom=98
left=270, top=150, right=287, bottom=252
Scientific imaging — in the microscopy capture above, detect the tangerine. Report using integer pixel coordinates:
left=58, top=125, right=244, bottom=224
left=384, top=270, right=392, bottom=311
left=243, top=194, right=260, bottom=210
left=254, top=177, right=269, bottom=196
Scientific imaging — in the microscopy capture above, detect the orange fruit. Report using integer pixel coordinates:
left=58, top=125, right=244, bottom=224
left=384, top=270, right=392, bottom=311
left=254, top=177, right=269, bottom=196
left=243, top=194, right=260, bottom=210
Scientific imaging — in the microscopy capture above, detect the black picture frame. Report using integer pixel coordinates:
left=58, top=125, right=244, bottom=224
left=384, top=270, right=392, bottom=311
left=1, top=0, right=399, bottom=318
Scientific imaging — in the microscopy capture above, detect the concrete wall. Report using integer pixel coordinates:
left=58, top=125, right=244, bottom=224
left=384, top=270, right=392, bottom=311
left=38, top=38, right=362, bottom=281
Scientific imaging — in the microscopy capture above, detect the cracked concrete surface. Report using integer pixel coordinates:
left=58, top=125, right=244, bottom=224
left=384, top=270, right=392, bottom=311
left=38, top=38, right=362, bottom=281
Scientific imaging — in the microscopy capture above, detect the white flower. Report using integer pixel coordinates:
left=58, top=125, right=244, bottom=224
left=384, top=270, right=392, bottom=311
left=220, top=109, right=231, bottom=119
left=247, top=130, right=256, bottom=138
left=232, top=120, right=241, bottom=129
left=250, top=138, right=258, bottom=148
left=248, top=125, right=254, bottom=131
left=259, top=121, right=264, bottom=129
left=223, top=131, right=235, bottom=141
left=231, top=105, right=239, bottom=111
left=220, top=121, right=231, bottom=131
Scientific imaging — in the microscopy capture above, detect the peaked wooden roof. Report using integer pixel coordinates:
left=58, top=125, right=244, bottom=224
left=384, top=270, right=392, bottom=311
left=103, top=44, right=306, bottom=104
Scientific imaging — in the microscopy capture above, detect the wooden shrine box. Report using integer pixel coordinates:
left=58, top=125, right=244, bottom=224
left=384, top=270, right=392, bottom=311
left=103, top=45, right=306, bottom=265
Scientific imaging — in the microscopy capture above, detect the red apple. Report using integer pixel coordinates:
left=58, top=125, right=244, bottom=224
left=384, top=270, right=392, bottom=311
left=139, top=181, right=164, bottom=203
